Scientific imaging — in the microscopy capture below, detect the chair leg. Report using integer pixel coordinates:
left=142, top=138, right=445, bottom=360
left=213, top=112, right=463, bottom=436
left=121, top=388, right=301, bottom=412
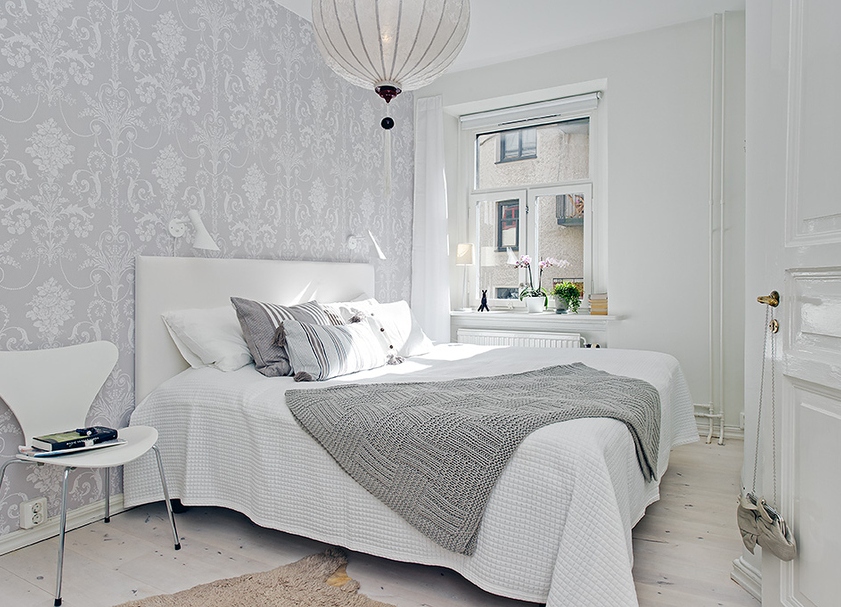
left=54, top=466, right=72, bottom=607
left=0, top=458, right=27, bottom=490
left=151, top=445, right=181, bottom=550
left=103, top=467, right=110, bottom=523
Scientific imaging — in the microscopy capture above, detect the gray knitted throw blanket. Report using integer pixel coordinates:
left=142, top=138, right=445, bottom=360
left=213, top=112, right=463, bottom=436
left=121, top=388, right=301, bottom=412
left=285, top=363, right=661, bottom=555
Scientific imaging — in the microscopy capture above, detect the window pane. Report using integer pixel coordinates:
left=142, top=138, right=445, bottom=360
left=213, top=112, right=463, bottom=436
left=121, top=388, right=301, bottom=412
left=520, top=128, right=537, bottom=157
left=556, top=193, right=585, bottom=225
left=501, top=131, right=520, bottom=160
left=534, top=192, right=584, bottom=289
left=497, top=200, right=519, bottom=250
left=476, top=118, right=589, bottom=189
left=476, top=196, right=521, bottom=301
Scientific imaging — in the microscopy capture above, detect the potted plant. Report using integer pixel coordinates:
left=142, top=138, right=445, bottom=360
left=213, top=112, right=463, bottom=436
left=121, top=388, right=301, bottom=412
left=513, top=255, right=545, bottom=312
left=514, top=256, right=567, bottom=312
left=551, top=281, right=582, bottom=314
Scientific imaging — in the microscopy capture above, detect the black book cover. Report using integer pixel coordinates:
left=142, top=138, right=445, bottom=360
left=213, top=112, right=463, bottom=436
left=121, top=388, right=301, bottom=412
left=32, top=426, right=118, bottom=451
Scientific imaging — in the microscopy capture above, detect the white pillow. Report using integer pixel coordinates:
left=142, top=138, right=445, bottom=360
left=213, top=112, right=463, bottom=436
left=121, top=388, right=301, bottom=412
left=162, top=306, right=253, bottom=371
left=280, top=319, right=386, bottom=381
left=162, top=322, right=204, bottom=368
left=364, top=300, right=433, bottom=358
left=321, top=297, right=379, bottom=324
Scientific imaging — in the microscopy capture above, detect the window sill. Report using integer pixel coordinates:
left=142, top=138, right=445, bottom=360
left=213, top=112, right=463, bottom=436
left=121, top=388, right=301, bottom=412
left=495, top=155, right=537, bottom=164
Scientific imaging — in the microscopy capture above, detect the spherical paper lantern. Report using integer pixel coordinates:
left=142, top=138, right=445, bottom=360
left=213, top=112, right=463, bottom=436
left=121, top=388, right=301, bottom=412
left=312, top=0, right=470, bottom=114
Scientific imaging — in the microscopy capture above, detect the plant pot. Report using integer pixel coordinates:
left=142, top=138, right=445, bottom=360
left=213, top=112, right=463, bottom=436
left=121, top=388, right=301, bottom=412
left=524, top=296, right=545, bottom=313
left=553, top=296, right=568, bottom=314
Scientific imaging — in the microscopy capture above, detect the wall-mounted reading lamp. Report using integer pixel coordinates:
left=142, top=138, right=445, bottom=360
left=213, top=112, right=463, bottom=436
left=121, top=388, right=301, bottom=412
left=168, top=210, right=219, bottom=252
left=347, top=230, right=386, bottom=260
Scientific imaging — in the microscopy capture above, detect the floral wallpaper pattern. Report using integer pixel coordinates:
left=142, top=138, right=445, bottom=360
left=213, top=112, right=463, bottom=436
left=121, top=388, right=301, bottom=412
left=0, top=0, right=414, bottom=537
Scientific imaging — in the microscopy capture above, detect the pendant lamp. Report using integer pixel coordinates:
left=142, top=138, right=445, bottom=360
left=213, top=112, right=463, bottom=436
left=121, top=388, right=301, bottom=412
left=312, top=0, right=470, bottom=130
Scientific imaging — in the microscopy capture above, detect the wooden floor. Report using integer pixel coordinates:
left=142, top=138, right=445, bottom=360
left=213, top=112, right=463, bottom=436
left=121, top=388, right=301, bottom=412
left=631, top=440, right=758, bottom=607
left=0, top=440, right=758, bottom=607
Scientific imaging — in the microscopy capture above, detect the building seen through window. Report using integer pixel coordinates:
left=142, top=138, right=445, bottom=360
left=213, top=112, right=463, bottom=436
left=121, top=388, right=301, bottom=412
left=499, top=128, right=537, bottom=162
left=469, top=117, right=592, bottom=305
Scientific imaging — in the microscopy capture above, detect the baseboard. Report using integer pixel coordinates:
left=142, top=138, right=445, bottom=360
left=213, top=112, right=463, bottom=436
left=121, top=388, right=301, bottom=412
left=0, top=494, right=126, bottom=557
left=731, top=555, right=762, bottom=600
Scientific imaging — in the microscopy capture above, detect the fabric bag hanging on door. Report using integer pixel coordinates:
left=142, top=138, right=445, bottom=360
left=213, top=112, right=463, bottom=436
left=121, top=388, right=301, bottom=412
left=736, top=299, right=796, bottom=562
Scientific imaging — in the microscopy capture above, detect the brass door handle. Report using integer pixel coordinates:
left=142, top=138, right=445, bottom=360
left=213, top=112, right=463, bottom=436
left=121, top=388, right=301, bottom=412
left=757, top=290, right=780, bottom=333
left=757, top=290, right=780, bottom=307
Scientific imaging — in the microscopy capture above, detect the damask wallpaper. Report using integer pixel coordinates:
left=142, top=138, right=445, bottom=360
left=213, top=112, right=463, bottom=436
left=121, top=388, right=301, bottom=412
left=0, top=0, right=414, bottom=537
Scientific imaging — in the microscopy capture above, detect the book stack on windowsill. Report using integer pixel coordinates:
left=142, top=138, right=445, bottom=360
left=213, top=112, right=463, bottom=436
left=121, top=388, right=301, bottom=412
left=589, top=293, right=608, bottom=315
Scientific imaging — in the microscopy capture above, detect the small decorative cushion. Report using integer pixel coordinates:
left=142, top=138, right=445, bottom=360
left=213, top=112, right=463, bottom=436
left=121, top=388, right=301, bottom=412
left=321, top=297, right=379, bottom=324
left=279, top=319, right=387, bottom=381
left=231, top=298, right=341, bottom=377
left=359, top=300, right=433, bottom=358
left=162, top=306, right=253, bottom=371
left=358, top=313, right=404, bottom=365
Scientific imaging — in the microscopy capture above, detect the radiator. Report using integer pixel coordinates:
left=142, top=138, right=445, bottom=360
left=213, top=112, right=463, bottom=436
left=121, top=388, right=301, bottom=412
left=457, top=329, right=583, bottom=348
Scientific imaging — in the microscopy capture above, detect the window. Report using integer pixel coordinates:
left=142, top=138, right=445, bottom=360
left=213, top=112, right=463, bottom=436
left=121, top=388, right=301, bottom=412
left=499, top=128, right=537, bottom=162
left=556, top=193, right=585, bottom=225
left=496, top=200, right=519, bottom=250
left=473, top=191, right=526, bottom=302
left=471, top=184, right=591, bottom=307
left=457, top=93, right=602, bottom=309
left=475, top=118, right=590, bottom=190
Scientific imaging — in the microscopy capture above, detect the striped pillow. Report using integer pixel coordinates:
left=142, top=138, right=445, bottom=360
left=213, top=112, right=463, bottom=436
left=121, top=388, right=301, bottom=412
left=280, top=319, right=386, bottom=381
left=231, top=298, right=340, bottom=377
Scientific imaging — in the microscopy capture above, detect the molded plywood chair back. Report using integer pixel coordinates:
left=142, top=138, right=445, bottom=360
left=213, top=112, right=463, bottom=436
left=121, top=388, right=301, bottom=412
left=0, top=341, right=119, bottom=445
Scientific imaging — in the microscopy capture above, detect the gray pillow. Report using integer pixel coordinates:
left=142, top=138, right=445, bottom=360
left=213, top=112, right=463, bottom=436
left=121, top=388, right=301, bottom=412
left=231, top=298, right=340, bottom=377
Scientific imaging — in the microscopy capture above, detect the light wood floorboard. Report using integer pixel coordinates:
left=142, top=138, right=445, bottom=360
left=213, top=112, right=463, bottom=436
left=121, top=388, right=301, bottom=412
left=632, top=440, right=758, bottom=607
left=0, top=440, right=758, bottom=607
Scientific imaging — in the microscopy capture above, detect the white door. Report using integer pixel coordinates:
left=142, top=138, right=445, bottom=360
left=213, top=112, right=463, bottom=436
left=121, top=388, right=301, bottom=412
left=745, top=1, right=841, bottom=605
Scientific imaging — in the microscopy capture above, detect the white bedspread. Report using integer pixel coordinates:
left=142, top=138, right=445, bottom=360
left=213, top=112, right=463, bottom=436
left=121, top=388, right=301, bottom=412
left=125, top=344, right=698, bottom=607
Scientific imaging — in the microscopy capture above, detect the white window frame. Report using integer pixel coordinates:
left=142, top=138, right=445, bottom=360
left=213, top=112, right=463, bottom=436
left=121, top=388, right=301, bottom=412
left=528, top=183, right=593, bottom=301
left=469, top=188, right=527, bottom=308
left=457, top=92, right=604, bottom=310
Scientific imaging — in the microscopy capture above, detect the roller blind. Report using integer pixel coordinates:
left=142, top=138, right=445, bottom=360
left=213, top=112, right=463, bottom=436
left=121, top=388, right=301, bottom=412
left=459, top=92, right=600, bottom=131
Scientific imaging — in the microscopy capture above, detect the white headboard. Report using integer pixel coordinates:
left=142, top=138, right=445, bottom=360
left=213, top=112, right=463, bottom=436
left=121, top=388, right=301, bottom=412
left=134, top=256, right=375, bottom=403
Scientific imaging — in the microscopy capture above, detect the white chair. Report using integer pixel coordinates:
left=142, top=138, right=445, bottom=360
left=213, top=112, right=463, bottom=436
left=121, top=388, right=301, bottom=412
left=0, top=341, right=180, bottom=606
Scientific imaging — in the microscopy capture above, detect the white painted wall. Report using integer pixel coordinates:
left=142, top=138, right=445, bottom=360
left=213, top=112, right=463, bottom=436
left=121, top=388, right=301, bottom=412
left=421, top=14, right=746, bottom=428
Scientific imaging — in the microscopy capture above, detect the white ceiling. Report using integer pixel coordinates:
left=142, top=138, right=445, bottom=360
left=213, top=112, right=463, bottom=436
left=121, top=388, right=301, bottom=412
left=278, top=1, right=745, bottom=73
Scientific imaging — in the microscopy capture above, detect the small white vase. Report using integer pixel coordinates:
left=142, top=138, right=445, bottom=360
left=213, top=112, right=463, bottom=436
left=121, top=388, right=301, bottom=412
left=524, top=296, right=545, bottom=313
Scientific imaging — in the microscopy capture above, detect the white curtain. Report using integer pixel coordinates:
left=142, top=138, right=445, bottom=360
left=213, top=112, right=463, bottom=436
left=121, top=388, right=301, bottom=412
left=412, top=95, right=451, bottom=344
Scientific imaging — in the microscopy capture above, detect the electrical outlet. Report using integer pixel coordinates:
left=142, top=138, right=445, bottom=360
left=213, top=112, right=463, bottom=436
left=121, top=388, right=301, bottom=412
left=20, top=497, right=47, bottom=529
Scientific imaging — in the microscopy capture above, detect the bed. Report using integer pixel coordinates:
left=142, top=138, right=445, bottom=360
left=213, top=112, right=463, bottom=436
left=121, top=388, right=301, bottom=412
left=125, top=255, right=698, bottom=607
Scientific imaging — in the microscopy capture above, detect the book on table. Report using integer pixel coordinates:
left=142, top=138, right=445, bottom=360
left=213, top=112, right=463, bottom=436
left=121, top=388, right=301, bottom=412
left=31, top=426, right=119, bottom=452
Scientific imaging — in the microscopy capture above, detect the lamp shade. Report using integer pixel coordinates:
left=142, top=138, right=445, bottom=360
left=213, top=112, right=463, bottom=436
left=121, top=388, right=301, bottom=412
left=368, top=230, right=387, bottom=260
left=312, top=0, right=470, bottom=104
left=506, top=246, right=518, bottom=265
left=187, top=210, right=219, bottom=251
left=455, top=242, right=475, bottom=266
